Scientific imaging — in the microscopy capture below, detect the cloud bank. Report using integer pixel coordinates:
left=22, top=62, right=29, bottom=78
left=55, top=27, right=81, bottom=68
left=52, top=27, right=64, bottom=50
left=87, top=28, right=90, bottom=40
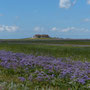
left=34, top=26, right=44, bottom=32
left=59, top=0, right=90, bottom=8
left=59, top=0, right=71, bottom=8
left=0, top=25, right=19, bottom=32
left=87, top=0, right=90, bottom=4
left=51, top=27, right=89, bottom=33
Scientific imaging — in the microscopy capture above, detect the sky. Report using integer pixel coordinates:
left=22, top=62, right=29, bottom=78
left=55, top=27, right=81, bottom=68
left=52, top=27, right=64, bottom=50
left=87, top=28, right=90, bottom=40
left=0, top=0, right=90, bottom=39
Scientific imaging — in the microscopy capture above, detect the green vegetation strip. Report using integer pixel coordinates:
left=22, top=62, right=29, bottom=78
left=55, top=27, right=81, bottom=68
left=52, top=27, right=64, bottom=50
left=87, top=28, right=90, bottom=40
left=0, top=43, right=90, bottom=62
left=1, top=39, right=90, bottom=45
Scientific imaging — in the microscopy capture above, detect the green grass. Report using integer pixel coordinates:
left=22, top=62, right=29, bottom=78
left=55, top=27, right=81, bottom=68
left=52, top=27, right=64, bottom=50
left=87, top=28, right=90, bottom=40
left=0, top=43, right=90, bottom=61
left=1, top=39, right=90, bottom=45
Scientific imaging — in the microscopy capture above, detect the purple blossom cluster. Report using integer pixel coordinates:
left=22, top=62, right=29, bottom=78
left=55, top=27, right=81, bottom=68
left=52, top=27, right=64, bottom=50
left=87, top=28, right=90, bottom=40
left=0, top=50, right=90, bottom=84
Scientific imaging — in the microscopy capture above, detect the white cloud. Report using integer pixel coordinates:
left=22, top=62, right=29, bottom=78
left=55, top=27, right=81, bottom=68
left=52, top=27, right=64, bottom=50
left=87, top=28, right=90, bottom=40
left=61, top=27, right=75, bottom=32
left=84, top=18, right=90, bottom=22
left=34, top=27, right=40, bottom=31
left=52, top=27, right=57, bottom=31
left=59, top=0, right=90, bottom=9
left=34, top=26, right=44, bottom=32
left=51, top=26, right=90, bottom=33
left=51, top=27, right=75, bottom=32
left=0, top=25, right=4, bottom=31
left=60, top=27, right=90, bottom=33
left=59, top=0, right=71, bottom=8
left=87, top=0, right=90, bottom=4
left=0, top=25, right=19, bottom=32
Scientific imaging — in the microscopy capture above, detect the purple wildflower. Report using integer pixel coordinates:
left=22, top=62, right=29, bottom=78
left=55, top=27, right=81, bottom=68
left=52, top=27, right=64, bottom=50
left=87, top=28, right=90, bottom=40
left=18, top=77, right=26, bottom=82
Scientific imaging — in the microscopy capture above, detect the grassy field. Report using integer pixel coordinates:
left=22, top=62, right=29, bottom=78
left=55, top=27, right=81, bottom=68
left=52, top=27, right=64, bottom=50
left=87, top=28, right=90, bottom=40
left=0, top=43, right=90, bottom=61
left=1, top=39, right=90, bottom=45
left=0, top=43, right=89, bottom=90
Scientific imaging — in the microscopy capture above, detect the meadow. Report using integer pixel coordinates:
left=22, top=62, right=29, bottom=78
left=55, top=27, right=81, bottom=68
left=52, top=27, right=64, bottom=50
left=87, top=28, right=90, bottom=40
left=0, top=41, right=90, bottom=90
left=1, top=39, right=90, bottom=45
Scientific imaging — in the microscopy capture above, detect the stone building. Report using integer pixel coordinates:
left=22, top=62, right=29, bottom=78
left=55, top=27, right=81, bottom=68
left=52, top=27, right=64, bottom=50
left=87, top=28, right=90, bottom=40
left=33, top=34, right=50, bottom=38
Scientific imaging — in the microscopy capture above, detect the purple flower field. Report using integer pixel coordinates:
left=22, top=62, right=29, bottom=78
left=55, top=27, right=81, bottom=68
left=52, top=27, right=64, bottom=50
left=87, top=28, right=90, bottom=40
left=0, top=50, right=90, bottom=89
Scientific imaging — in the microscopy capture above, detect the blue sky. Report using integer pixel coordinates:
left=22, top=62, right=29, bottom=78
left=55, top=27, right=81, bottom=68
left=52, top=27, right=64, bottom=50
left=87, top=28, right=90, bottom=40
left=0, top=0, right=90, bottom=39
